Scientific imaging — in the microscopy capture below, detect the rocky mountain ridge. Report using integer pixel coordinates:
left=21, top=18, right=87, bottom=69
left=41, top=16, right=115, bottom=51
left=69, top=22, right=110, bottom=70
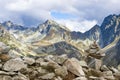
left=0, top=14, right=120, bottom=67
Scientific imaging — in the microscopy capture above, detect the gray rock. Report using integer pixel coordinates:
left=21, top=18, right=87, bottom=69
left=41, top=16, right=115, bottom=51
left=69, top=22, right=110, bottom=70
left=54, top=76, right=63, bottom=80
left=1, top=76, right=12, bottom=80
left=3, top=58, right=27, bottom=72
left=53, top=54, right=68, bottom=65
left=35, top=58, right=44, bottom=64
left=64, top=58, right=85, bottom=77
left=0, top=71, right=17, bottom=76
left=39, top=73, right=55, bottom=79
left=117, top=64, right=120, bottom=71
left=44, top=55, right=54, bottom=61
left=100, top=65, right=109, bottom=71
left=109, top=67, right=119, bottom=73
left=89, top=76, right=106, bottom=80
left=0, top=42, right=10, bottom=54
left=55, top=66, right=68, bottom=78
left=36, top=67, right=49, bottom=75
left=40, top=61, right=49, bottom=68
left=73, top=77, right=87, bottom=80
left=47, top=61, right=61, bottom=69
left=113, top=72, right=120, bottom=79
left=23, top=57, right=35, bottom=65
left=0, top=64, right=2, bottom=69
left=79, top=60, right=88, bottom=68
left=13, top=73, right=29, bottom=80
left=89, top=49, right=98, bottom=54
left=103, top=71, right=115, bottom=80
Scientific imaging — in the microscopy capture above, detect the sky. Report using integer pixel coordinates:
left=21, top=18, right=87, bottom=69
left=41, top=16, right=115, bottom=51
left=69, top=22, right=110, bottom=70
left=0, top=0, right=120, bottom=32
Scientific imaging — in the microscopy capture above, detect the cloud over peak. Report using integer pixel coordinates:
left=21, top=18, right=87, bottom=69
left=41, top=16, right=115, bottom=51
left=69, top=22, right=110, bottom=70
left=0, top=0, right=120, bottom=32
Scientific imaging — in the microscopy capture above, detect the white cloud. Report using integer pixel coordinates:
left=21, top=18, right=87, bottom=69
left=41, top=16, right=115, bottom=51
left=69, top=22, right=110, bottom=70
left=0, top=0, right=120, bottom=32
left=56, top=19, right=97, bottom=33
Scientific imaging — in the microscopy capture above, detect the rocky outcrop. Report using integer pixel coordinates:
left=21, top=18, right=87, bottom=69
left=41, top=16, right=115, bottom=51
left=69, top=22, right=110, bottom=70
left=0, top=42, right=10, bottom=54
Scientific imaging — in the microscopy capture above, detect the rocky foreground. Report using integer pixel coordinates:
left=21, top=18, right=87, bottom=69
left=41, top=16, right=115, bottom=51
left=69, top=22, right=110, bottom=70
left=0, top=41, right=120, bottom=80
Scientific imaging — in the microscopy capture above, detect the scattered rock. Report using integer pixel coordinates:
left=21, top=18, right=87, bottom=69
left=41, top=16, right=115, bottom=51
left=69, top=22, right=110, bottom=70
left=13, top=73, right=29, bottom=80
left=2, top=76, right=12, bottom=80
left=73, top=77, right=87, bottom=80
left=23, top=57, right=35, bottom=65
left=3, top=58, right=27, bottom=71
left=44, top=55, right=54, bottom=61
left=47, top=61, right=61, bottom=70
left=0, top=64, right=2, bottom=69
left=35, top=58, right=44, bottom=64
left=109, top=67, right=119, bottom=73
left=100, top=65, right=109, bottom=71
left=103, top=71, right=115, bottom=80
left=53, top=54, right=68, bottom=65
left=64, top=58, right=85, bottom=77
left=36, top=67, right=49, bottom=75
left=54, top=76, right=63, bottom=80
left=79, top=60, right=88, bottom=68
left=55, top=66, right=68, bottom=78
left=39, top=72, right=55, bottom=79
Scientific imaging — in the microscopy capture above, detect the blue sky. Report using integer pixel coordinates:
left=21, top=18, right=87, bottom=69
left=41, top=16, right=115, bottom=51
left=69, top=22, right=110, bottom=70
left=0, top=0, right=120, bottom=32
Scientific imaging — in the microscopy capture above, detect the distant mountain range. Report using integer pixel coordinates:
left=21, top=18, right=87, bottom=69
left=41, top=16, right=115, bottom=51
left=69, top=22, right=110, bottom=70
left=0, top=14, right=120, bottom=67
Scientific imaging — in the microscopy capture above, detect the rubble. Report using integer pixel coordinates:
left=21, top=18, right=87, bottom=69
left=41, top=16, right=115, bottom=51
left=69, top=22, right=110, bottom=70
left=0, top=41, right=119, bottom=80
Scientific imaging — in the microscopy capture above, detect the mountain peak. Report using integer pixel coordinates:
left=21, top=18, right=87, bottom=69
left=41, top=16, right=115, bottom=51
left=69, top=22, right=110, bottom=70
left=45, top=19, right=57, bottom=25
left=3, top=21, right=13, bottom=27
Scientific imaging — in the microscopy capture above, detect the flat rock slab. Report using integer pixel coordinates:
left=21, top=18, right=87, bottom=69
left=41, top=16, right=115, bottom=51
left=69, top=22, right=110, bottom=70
left=3, top=58, right=27, bottom=72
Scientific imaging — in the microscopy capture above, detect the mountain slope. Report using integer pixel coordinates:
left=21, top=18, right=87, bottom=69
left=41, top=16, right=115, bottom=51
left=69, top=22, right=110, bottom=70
left=101, top=14, right=120, bottom=47
left=33, top=41, right=82, bottom=59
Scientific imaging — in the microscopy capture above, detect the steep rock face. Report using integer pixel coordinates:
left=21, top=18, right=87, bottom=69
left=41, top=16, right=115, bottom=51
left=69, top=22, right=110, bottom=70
left=84, top=25, right=103, bottom=47
left=103, top=38, right=120, bottom=67
left=101, top=14, right=120, bottom=47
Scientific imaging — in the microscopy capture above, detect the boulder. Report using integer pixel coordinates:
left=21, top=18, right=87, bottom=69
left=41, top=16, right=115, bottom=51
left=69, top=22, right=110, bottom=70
left=55, top=66, right=68, bottom=78
left=44, top=55, right=54, bottom=61
left=36, top=67, right=49, bottom=75
left=109, top=67, right=119, bottom=73
left=0, top=42, right=10, bottom=54
left=35, top=58, right=44, bottom=64
left=100, top=65, right=109, bottom=71
left=23, top=57, right=35, bottom=65
left=0, top=64, right=2, bottom=69
left=113, top=72, right=120, bottom=79
left=0, top=75, right=12, bottom=80
left=79, top=60, right=88, bottom=68
left=53, top=54, right=68, bottom=65
left=118, top=65, right=120, bottom=71
left=103, top=71, right=115, bottom=80
left=64, top=58, right=85, bottom=77
left=73, top=77, right=87, bottom=80
left=39, top=73, right=55, bottom=79
left=0, top=71, right=17, bottom=75
left=13, top=73, right=29, bottom=80
left=89, top=76, right=105, bottom=80
left=47, top=61, right=61, bottom=70
left=54, top=76, right=63, bottom=80
left=87, top=69, right=103, bottom=77
left=3, top=58, right=27, bottom=72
